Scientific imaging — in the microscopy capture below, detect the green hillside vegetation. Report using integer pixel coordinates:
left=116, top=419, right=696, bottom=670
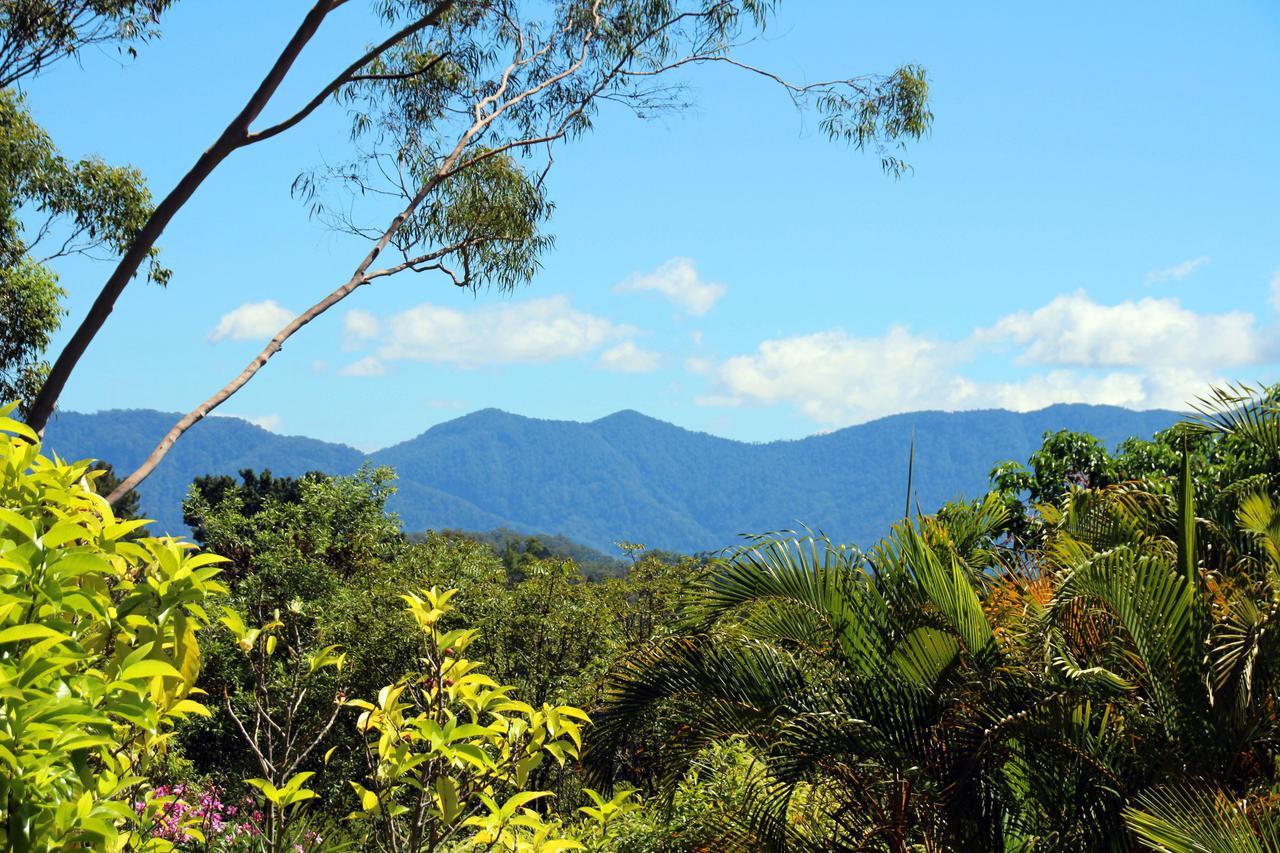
left=419, top=528, right=630, bottom=580
left=44, top=404, right=1179, bottom=552
left=6, top=385, right=1280, bottom=850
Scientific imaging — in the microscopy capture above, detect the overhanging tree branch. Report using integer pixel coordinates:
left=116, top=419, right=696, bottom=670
left=25, top=0, right=458, bottom=433
left=104, top=0, right=931, bottom=501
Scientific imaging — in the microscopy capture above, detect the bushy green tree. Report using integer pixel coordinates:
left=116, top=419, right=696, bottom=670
left=0, top=404, right=226, bottom=848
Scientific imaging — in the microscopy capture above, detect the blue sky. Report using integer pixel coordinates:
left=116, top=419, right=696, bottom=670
left=26, top=1, right=1280, bottom=450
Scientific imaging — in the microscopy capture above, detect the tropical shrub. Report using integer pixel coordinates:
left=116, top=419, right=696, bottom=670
left=587, top=386, right=1280, bottom=850
left=0, top=404, right=226, bottom=849
left=346, top=587, right=590, bottom=852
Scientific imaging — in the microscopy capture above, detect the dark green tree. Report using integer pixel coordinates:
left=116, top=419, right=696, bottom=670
left=0, top=87, right=164, bottom=413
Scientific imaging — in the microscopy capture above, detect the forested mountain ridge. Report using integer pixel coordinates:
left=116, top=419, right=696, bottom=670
left=44, top=404, right=1180, bottom=552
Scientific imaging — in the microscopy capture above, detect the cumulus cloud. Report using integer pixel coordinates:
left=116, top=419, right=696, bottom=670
left=701, top=327, right=959, bottom=424
left=596, top=341, right=662, bottom=373
left=339, top=356, right=389, bottom=377
left=613, top=258, right=727, bottom=316
left=1145, top=255, right=1210, bottom=285
left=208, top=300, right=294, bottom=342
left=344, top=309, right=380, bottom=349
left=218, top=412, right=283, bottom=431
left=976, top=369, right=1216, bottom=413
left=977, top=291, right=1264, bottom=369
left=377, top=296, right=633, bottom=367
left=684, top=356, right=713, bottom=375
left=695, top=291, right=1265, bottom=426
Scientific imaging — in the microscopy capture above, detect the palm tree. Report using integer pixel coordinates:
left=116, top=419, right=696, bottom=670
left=586, top=386, right=1280, bottom=851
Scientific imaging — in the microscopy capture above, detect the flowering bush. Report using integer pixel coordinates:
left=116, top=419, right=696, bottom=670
left=135, top=782, right=346, bottom=851
left=135, top=784, right=262, bottom=847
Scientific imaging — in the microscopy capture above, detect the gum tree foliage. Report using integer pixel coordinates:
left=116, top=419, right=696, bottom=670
left=0, top=88, right=163, bottom=413
left=0, top=1, right=174, bottom=87
left=0, top=2, right=173, bottom=413
left=0, top=404, right=226, bottom=849
left=15, top=0, right=934, bottom=494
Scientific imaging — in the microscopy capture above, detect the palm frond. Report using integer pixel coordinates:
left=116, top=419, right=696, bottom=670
left=1125, top=785, right=1280, bottom=853
left=1185, top=382, right=1280, bottom=459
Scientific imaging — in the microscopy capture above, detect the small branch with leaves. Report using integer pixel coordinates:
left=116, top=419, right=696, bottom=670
left=103, top=0, right=930, bottom=502
left=219, top=605, right=348, bottom=853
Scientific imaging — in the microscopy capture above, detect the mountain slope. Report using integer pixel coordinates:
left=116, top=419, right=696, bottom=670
left=43, top=410, right=365, bottom=535
left=43, top=404, right=1181, bottom=551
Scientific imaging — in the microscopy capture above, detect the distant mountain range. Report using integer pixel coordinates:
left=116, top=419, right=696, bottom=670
left=42, top=404, right=1181, bottom=554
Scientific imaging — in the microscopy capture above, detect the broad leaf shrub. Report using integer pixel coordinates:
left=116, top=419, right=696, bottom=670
left=347, top=587, right=592, bottom=851
left=0, top=404, right=227, bottom=849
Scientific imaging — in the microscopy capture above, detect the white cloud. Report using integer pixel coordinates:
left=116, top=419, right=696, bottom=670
left=378, top=295, right=633, bottom=367
left=613, top=258, right=727, bottom=316
left=208, top=300, right=294, bottom=343
left=218, top=412, right=283, bottom=431
left=1270, top=271, right=1280, bottom=315
left=339, top=356, right=389, bottom=377
left=684, top=356, right=713, bottom=375
left=596, top=341, right=662, bottom=373
left=701, top=327, right=959, bottom=424
left=344, top=309, right=380, bottom=349
left=695, top=291, right=1267, bottom=426
left=978, top=291, right=1264, bottom=369
left=1145, top=255, right=1210, bottom=285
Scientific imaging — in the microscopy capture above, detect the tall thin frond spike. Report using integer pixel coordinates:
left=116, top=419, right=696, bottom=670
left=1178, top=437, right=1196, bottom=596
left=905, top=427, right=916, bottom=521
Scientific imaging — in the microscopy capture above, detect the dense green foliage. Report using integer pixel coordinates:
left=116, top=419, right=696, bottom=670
left=44, top=405, right=1179, bottom=550
left=12, top=386, right=1280, bottom=849
left=0, top=405, right=225, bottom=849
left=422, top=529, right=627, bottom=580
left=166, top=464, right=709, bottom=849
left=585, top=386, right=1280, bottom=850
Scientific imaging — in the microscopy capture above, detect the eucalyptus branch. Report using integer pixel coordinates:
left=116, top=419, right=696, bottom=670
left=103, top=0, right=930, bottom=498
left=245, top=4, right=455, bottom=144
left=26, top=0, right=457, bottom=432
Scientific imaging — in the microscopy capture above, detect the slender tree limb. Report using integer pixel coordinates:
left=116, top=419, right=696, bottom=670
left=244, top=2, right=455, bottom=144
left=25, top=0, right=336, bottom=433
left=106, top=168, right=452, bottom=503
left=26, top=0, right=457, bottom=433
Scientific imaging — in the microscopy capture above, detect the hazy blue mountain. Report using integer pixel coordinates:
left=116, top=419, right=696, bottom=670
left=43, top=410, right=365, bottom=536
left=43, top=404, right=1181, bottom=552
